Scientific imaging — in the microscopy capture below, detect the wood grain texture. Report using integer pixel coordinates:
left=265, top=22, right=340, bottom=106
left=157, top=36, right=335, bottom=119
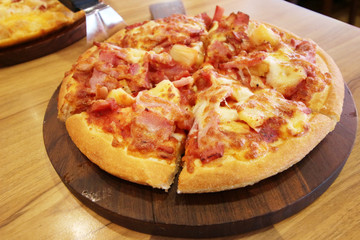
left=1, top=0, right=360, bottom=239
left=43, top=85, right=356, bottom=238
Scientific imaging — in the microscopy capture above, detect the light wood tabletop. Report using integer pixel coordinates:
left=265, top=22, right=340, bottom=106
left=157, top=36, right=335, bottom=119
left=1, top=0, right=359, bottom=239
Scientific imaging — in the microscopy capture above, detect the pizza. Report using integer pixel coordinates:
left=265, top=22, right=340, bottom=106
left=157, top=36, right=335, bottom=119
left=57, top=6, right=344, bottom=193
left=0, top=0, right=84, bottom=48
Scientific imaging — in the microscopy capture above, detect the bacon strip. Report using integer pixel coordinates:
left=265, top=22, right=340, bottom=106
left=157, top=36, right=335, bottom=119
left=220, top=52, right=267, bottom=70
left=135, top=92, right=193, bottom=131
left=89, top=68, right=107, bottom=90
left=213, top=5, right=225, bottom=22
left=172, top=76, right=194, bottom=88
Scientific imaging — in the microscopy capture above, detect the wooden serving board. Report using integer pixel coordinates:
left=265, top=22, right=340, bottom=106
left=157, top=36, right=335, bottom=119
left=43, top=84, right=357, bottom=238
left=0, top=17, right=85, bottom=68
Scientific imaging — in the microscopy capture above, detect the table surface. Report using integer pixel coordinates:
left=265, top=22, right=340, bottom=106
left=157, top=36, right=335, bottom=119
left=1, top=0, right=359, bottom=239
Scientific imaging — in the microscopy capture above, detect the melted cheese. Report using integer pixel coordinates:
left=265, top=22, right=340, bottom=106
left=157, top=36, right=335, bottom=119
left=220, top=121, right=250, bottom=134
left=218, top=107, right=238, bottom=123
left=232, top=85, right=254, bottom=104
left=147, top=80, right=181, bottom=103
left=282, top=110, right=310, bottom=136
left=264, top=49, right=306, bottom=95
left=248, top=22, right=280, bottom=46
left=107, top=88, right=135, bottom=106
left=237, top=89, right=310, bottom=135
left=238, top=104, right=273, bottom=131
left=126, top=48, right=147, bottom=63
left=308, top=85, right=330, bottom=112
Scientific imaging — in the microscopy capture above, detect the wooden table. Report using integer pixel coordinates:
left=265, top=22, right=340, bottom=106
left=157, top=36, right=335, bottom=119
left=1, top=0, right=359, bottom=239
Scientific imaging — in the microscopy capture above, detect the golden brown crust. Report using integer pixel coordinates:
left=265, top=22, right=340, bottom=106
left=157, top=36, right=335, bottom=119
left=177, top=114, right=336, bottom=193
left=316, top=47, right=344, bottom=121
left=65, top=112, right=183, bottom=190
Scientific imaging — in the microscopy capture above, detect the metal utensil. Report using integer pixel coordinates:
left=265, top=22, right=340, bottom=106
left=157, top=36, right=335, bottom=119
left=149, top=0, right=186, bottom=19
left=59, top=0, right=126, bottom=44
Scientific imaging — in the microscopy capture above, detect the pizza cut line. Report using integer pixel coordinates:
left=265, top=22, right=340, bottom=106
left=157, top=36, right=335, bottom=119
left=57, top=6, right=344, bottom=193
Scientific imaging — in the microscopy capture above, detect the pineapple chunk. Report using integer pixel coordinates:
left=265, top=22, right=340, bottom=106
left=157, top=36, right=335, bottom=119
left=250, top=61, right=269, bottom=76
left=249, top=23, right=280, bottom=46
left=232, top=86, right=254, bottom=105
left=220, top=121, right=250, bottom=134
left=170, top=44, right=199, bottom=67
left=147, top=80, right=180, bottom=103
left=107, top=88, right=135, bottom=106
left=264, top=55, right=306, bottom=95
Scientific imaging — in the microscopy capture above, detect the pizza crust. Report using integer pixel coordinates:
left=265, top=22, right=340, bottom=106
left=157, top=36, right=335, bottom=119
left=65, top=112, right=183, bottom=190
left=177, top=114, right=336, bottom=193
left=315, top=47, right=344, bottom=121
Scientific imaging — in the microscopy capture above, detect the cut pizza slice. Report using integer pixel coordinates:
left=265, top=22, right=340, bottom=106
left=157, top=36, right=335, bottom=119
left=65, top=80, right=191, bottom=190
left=177, top=86, right=337, bottom=193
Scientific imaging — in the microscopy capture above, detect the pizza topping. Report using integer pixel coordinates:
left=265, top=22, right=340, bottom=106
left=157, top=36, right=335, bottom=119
left=237, top=89, right=311, bottom=136
left=248, top=23, right=280, bottom=46
left=290, top=39, right=317, bottom=64
left=106, top=88, right=135, bottom=106
left=132, top=110, right=174, bottom=141
left=89, top=68, right=107, bottom=90
left=220, top=51, right=267, bottom=70
left=113, top=13, right=207, bottom=53
left=172, top=76, right=194, bottom=88
left=89, top=99, right=119, bottom=115
left=264, top=53, right=307, bottom=97
left=259, top=117, right=285, bottom=143
left=212, top=5, right=225, bottom=22
left=197, top=12, right=212, bottom=29
left=170, top=44, right=200, bottom=67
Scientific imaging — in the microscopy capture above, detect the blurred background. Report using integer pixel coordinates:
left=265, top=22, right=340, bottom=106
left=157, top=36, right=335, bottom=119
left=286, top=0, right=360, bottom=27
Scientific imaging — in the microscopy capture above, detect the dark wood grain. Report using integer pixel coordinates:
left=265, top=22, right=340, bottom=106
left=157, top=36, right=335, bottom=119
left=0, top=17, right=86, bottom=68
left=43, top=84, right=357, bottom=238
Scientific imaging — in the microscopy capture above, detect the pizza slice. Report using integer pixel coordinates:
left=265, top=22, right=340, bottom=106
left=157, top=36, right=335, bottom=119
left=65, top=80, right=191, bottom=190
left=177, top=14, right=343, bottom=193
left=178, top=82, right=336, bottom=193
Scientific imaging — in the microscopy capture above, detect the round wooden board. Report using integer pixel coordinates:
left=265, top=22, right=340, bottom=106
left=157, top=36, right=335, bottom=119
left=0, top=17, right=85, bottom=68
left=43, top=84, right=357, bottom=238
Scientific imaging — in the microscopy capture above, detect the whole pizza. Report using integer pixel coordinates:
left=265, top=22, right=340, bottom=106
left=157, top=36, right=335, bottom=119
left=57, top=6, right=344, bottom=193
left=0, top=0, right=84, bottom=48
